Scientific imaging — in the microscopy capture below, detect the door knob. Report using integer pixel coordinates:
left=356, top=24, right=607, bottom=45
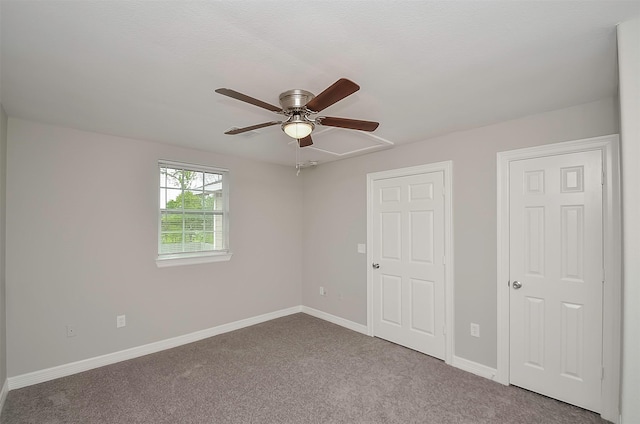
left=372, top=263, right=380, bottom=269
left=512, top=280, right=522, bottom=289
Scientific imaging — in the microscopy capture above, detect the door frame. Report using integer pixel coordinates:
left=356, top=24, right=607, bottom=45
left=366, top=161, right=454, bottom=365
left=496, top=135, right=621, bottom=421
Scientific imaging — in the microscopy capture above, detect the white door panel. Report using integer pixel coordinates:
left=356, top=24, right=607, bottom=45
left=509, top=150, right=603, bottom=412
left=372, top=171, right=445, bottom=359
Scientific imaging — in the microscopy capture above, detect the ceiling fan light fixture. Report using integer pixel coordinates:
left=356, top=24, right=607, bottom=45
left=282, top=115, right=314, bottom=139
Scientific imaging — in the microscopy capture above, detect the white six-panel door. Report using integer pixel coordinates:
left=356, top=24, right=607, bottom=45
left=509, top=150, right=603, bottom=412
left=372, top=171, right=445, bottom=359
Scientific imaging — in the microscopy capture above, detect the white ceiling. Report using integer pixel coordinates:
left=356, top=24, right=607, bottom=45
left=1, top=1, right=639, bottom=166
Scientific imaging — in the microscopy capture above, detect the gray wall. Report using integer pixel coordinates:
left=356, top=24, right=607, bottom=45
left=0, top=105, right=7, bottom=387
left=618, top=17, right=640, bottom=424
left=301, top=97, right=618, bottom=368
left=5, top=118, right=303, bottom=377
left=1, top=96, right=621, bottom=378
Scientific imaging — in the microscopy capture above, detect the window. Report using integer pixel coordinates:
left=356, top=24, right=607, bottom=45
left=157, top=161, right=231, bottom=267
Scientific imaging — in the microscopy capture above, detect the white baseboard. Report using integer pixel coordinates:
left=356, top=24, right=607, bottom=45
left=8, top=306, right=302, bottom=390
left=301, top=306, right=368, bottom=335
left=451, top=355, right=498, bottom=381
left=7, top=306, right=367, bottom=392
left=0, top=379, right=8, bottom=413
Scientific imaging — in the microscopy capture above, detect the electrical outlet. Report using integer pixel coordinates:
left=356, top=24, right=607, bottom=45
left=470, top=323, right=480, bottom=338
left=117, top=314, right=126, bottom=328
left=319, top=286, right=326, bottom=296
left=66, top=325, right=77, bottom=337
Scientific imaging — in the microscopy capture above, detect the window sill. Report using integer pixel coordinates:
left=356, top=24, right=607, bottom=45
left=156, top=252, right=233, bottom=268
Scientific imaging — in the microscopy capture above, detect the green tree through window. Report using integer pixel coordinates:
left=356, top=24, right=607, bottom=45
left=159, top=163, right=227, bottom=257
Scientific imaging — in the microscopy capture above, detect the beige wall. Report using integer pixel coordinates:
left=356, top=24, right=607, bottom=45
left=0, top=105, right=7, bottom=388
left=5, top=118, right=303, bottom=376
left=301, top=97, right=619, bottom=368
left=618, top=17, right=640, bottom=424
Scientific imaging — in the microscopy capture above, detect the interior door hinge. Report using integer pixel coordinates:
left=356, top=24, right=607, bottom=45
left=443, top=256, right=446, bottom=265
left=602, top=367, right=605, bottom=380
left=443, top=326, right=446, bottom=335
left=601, top=171, right=605, bottom=185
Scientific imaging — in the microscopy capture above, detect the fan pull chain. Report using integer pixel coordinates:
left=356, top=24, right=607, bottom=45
left=296, top=139, right=301, bottom=176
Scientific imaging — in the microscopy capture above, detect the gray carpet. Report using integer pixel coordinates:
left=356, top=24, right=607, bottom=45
left=1, top=313, right=608, bottom=423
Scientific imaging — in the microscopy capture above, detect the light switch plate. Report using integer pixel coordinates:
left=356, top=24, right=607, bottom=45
left=117, top=315, right=126, bottom=328
left=470, top=323, right=480, bottom=338
left=357, top=243, right=366, bottom=254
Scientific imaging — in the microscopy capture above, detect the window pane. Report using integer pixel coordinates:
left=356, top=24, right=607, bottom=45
left=163, top=168, right=182, bottom=189
left=184, top=213, right=205, bottom=232
left=184, top=232, right=199, bottom=243
left=202, top=193, right=216, bottom=211
left=204, top=172, right=222, bottom=187
left=160, top=167, right=167, bottom=186
left=213, top=215, right=224, bottom=250
left=160, top=225, right=183, bottom=249
left=184, top=190, right=204, bottom=210
left=205, top=192, right=223, bottom=211
left=183, top=234, right=208, bottom=252
left=203, top=214, right=214, bottom=231
left=188, top=171, right=204, bottom=190
left=160, top=189, right=167, bottom=209
left=163, top=189, right=183, bottom=210
left=161, top=211, right=183, bottom=232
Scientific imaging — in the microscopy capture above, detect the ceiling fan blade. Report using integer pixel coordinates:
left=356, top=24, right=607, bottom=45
left=298, top=135, right=313, bottom=147
left=305, top=78, right=360, bottom=112
left=224, top=121, right=281, bottom=135
left=317, top=116, right=379, bottom=132
left=215, top=88, right=281, bottom=113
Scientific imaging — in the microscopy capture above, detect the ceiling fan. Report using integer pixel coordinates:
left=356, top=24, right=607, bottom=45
left=215, top=78, right=379, bottom=147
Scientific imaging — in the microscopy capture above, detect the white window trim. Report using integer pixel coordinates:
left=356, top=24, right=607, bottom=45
left=156, top=160, right=231, bottom=267
left=156, top=251, right=232, bottom=268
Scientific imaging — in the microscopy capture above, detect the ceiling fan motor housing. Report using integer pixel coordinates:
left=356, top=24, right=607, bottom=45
left=279, top=89, right=315, bottom=112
